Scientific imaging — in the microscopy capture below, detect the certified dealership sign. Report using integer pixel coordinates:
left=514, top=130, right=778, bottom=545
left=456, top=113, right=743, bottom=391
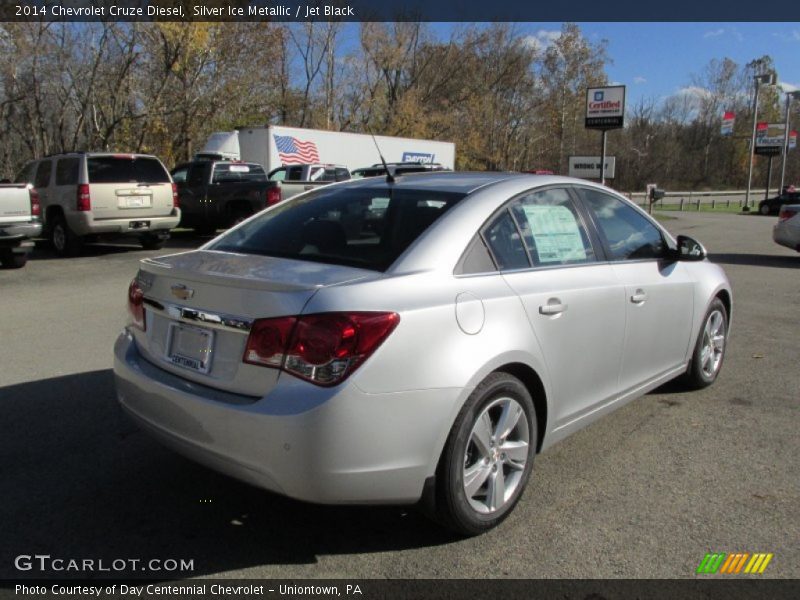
left=585, top=86, right=625, bottom=129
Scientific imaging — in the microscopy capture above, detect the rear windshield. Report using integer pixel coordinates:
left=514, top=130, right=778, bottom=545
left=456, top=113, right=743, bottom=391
left=210, top=186, right=466, bottom=271
left=212, top=162, right=267, bottom=183
left=87, top=157, right=170, bottom=184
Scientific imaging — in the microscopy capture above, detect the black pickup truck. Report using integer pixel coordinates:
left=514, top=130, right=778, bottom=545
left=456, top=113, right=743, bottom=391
left=171, top=160, right=281, bottom=233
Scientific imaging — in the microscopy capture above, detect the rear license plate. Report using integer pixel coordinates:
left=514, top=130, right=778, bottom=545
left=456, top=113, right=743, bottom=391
left=166, top=323, right=214, bottom=374
left=122, top=196, right=152, bottom=208
left=129, top=220, right=150, bottom=230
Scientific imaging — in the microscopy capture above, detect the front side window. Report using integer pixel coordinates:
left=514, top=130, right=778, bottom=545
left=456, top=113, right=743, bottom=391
left=210, top=186, right=465, bottom=272
left=579, top=189, right=666, bottom=261
left=509, top=188, right=595, bottom=267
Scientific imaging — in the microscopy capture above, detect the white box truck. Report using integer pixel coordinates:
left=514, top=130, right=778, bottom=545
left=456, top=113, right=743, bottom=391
left=200, top=126, right=456, bottom=173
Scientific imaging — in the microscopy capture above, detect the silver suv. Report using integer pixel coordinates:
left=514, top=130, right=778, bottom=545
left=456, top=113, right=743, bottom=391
left=17, top=153, right=181, bottom=255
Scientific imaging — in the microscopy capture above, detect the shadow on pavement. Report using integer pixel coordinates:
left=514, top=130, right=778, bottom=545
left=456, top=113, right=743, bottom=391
left=0, top=370, right=456, bottom=579
left=708, top=253, right=799, bottom=269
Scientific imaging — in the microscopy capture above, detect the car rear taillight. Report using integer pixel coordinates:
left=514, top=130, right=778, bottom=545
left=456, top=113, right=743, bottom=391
left=127, top=278, right=145, bottom=330
left=778, top=207, right=797, bottom=222
left=77, top=184, right=91, bottom=211
left=172, top=182, right=179, bottom=208
left=266, top=186, right=282, bottom=207
left=243, top=312, right=399, bottom=386
left=29, top=188, right=41, bottom=218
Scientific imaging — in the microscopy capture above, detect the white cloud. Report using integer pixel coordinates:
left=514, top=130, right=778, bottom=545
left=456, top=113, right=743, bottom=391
left=780, top=81, right=800, bottom=93
left=703, top=28, right=743, bottom=42
left=633, top=76, right=647, bottom=84
left=773, top=30, right=800, bottom=42
left=522, top=29, right=562, bottom=52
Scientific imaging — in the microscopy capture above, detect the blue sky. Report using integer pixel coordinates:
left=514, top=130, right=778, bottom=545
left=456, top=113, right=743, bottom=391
left=417, top=22, right=800, bottom=107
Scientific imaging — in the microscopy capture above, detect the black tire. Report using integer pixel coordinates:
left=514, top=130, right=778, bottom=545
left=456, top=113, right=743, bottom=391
left=140, top=233, right=167, bottom=250
left=0, top=250, right=28, bottom=269
left=50, top=214, right=83, bottom=257
left=759, top=203, right=771, bottom=216
left=434, top=372, right=537, bottom=536
left=682, top=297, right=728, bottom=389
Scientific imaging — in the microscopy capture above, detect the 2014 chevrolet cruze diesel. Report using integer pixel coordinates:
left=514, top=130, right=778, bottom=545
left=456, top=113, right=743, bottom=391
left=113, top=173, right=732, bottom=535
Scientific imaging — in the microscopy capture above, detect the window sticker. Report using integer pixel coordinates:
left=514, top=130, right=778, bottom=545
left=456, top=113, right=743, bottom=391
left=521, top=205, right=588, bottom=263
left=228, top=165, right=251, bottom=173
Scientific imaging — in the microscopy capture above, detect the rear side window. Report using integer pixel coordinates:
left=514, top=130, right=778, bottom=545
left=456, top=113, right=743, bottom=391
left=211, top=187, right=465, bottom=271
left=55, top=158, right=79, bottom=186
left=509, top=188, right=595, bottom=266
left=34, top=161, right=52, bottom=188
left=579, top=189, right=665, bottom=261
left=483, top=210, right=529, bottom=270
left=212, top=163, right=267, bottom=183
left=87, top=157, right=169, bottom=184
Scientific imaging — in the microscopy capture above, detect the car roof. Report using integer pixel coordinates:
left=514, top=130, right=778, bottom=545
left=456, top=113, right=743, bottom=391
left=344, top=171, right=533, bottom=194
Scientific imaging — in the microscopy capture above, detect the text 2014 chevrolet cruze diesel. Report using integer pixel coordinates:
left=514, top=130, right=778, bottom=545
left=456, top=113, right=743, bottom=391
left=114, top=173, right=731, bottom=535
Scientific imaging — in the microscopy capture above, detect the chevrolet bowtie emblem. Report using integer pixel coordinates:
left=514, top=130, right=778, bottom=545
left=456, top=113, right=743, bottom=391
left=171, top=284, right=195, bottom=300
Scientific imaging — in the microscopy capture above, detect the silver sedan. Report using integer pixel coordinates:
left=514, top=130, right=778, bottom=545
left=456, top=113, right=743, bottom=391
left=114, top=173, right=732, bottom=535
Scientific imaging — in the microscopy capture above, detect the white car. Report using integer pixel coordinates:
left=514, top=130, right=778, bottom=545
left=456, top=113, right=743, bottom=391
left=114, top=173, right=732, bottom=535
left=773, top=204, right=800, bottom=252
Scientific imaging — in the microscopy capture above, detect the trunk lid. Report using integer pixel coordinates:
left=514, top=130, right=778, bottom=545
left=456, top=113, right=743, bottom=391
left=131, top=250, right=377, bottom=397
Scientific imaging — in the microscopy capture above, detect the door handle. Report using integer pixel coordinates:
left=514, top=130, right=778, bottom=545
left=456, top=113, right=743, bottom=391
left=539, top=300, right=567, bottom=315
left=630, top=289, right=647, bottom=304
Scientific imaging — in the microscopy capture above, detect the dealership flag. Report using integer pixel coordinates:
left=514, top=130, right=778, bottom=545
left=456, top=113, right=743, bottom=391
left=790, top=131, right=797, bottom=150
left=274, top=135, right=320, bottom=164
left=721, top=111, right=735, bottom=136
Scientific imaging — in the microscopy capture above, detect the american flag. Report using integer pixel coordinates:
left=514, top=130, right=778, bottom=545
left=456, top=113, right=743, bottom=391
left=273, top=135, right=320, bottom=164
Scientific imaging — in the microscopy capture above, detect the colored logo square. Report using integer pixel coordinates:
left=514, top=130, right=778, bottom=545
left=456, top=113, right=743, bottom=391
left=594, top=91, right=604, bottom=101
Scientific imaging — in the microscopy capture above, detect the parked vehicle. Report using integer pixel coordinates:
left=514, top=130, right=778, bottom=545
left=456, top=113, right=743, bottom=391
left=352, top=162, right=450, bottom=178
left=758, top=190, right=800, bottom=215
left=267, top=163, right=351, bottom=201
left=171, top=160, right=281, bottom=234
left=773, top=204, right=800, bottom=252
left=16, top=153, right=180, bottom=255
left=114, top=173, right=731, bottom=536
left=200, top=126, right=455, bottom=173
left=0, top=183, right=42, bottom=268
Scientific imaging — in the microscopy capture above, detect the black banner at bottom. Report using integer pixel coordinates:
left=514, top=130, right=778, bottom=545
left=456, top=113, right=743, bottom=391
left=1, top=579, right=799, bottom=600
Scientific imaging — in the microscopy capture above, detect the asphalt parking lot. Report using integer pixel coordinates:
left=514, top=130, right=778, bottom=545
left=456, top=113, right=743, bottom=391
left=0, top=212, right=797, bottom=580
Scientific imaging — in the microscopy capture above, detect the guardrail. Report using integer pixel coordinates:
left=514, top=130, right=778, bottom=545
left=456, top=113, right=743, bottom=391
left=625, top=190, right=773, bottom=211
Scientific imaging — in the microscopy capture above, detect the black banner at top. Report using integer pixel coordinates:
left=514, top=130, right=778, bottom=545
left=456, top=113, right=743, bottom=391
left=2, top=0, right=800, bottom=21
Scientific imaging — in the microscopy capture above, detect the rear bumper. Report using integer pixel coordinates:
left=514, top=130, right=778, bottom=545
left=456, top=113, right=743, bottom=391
left=0, top=221, right=42, bottom=251
left=68, top=210, right=181, bottom=237
left=113, top=330, right=462, bottom=504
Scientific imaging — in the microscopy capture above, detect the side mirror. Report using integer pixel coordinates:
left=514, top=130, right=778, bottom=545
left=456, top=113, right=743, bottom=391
left=675, top=235, right=706, bottom=261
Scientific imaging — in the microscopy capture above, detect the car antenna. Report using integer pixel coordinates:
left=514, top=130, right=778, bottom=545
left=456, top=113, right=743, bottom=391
left=371, top=134, right=395, bottom=184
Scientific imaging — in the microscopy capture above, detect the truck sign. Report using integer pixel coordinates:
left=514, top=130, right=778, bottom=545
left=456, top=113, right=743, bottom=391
left=755, top=122, right=785, bottom=156
left=401, top=152, right=435, bottom=164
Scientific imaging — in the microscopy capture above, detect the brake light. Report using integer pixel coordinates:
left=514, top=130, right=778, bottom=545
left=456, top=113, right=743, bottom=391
left=29, top=187, right=41, bottom=218
left=243, top=312, right=399, bottom=386
left=778, top=207, right=797, bottom=222
left=172, top=182, right=179, bottom=208
left=77, top=184, right=91, bottom=211
left=266, top=186, right=282, bottom=206
left=127, top=278, right=145, bottom=330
